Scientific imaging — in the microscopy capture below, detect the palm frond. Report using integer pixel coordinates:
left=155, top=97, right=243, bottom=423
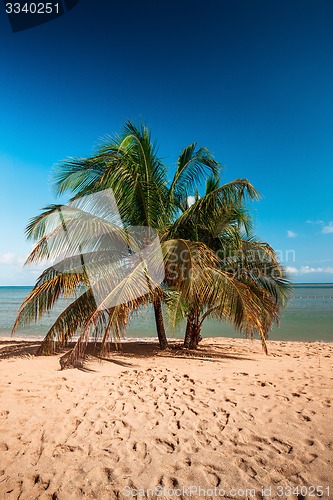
left=164, top=291, right=188, bottom=332
left=36, top=288, right=97, bottom=355
left=167, top=179, right=259, bottom=239
left=25, top=205, right=136, bottom=265
left=169, top=144, right=220, bottom=208
left=12, top=270, right=86, bottom=333
left=59, top=292, right=153, bottom=369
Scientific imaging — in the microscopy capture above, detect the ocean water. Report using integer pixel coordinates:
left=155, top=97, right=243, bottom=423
left=0, top=285, right=332, bottom=343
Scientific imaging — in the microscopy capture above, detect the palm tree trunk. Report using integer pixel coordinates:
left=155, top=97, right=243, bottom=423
left=189, top=323, right=202, bottom=349
left=184, top=311, right=202, bottom=349
left=183, top=317, right=193, bottom=348
left=153, top=297, right=168, bottom=350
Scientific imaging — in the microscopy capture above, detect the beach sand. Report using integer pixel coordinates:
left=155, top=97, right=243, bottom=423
left=0, top=338, right=332, bottom=499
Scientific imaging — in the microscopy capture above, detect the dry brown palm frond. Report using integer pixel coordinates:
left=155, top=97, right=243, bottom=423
left=198, top=267, right=278, bottom=351
left=57, top=251, right=165, bottom=368
left=12, top=271, right=86, bottom=334
left=59, top=289, right=154, bottom=369
left=100, top=306, right=128, bottom=354
left=163, top=241, right=280, bottom=352
left=36, top=288, right=97, bottom=355
left=162, top=239, right=218, bottom=287
left=220, top=238, right=292, bottom=310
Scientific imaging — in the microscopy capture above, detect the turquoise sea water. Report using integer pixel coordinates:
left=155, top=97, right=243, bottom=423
left=0, top=285, right=332, bottom=342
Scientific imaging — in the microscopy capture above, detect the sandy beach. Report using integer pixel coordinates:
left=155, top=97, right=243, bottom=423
left=0, top=337, right=332, bottom=499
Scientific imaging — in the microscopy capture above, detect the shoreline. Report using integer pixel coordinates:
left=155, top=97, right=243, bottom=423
left=1, top=333, right=333, bottom=344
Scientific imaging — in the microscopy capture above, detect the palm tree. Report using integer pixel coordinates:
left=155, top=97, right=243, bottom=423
left=13, top=122, right=220, bottom=365
left=164, top=176, right=292, bottom=351
left=179, top=240, right=291, bottom=352
left=163, top=243, right=283, bottom=353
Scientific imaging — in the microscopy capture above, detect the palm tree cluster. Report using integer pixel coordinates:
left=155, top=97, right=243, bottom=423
left=13, top=121, right=291, bottom=368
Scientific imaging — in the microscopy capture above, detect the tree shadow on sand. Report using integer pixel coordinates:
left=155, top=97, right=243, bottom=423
left=0, top=339, right=255, bottom=367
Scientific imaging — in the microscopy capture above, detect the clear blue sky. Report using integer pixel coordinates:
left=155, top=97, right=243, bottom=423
left=1, top=0, right=332, bottom=285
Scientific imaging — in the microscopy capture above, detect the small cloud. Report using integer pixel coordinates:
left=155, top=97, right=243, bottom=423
left=305, top=219, right=333, bottom=234
left=286, top=266, right=298, bottom=274
left=299, top=265, right=333, bottom=274
left=187, top=196, right=196, bottom=207
left=0, top=252, right=50, bottom=271
left=287, top=230, right=297, bottom=238
left=0, top=252, right=31, bottom=266
left=0, top=252, right=17, bottom=265
left=300, top=265, right=322, bottom=274
left=285, top=265, right=333, bottom=275
left=0, top=252, right=56, bottom=286
left=322, top=222, right=333, bottom=234
left=306, top=220, right=324, bottom=225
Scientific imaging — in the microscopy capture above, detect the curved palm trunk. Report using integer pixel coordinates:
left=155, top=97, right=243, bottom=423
left=184, top=311, right=202, bottom=349
left=183, top=317, right=193, bottom=348
left=189, top=322, right=202, bottom=349
left=153, top=297, right=168, bottom=350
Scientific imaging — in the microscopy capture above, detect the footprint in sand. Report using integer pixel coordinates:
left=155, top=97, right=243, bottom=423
left=270, top=436, right=293, bottom=454
left=155, top=438, right=176, bottom=453
left=0, top=442, right=9, bottom=451
left=237, top=457, right=257, bottom=478
left=33, top=474, right=51, bottom=491
left=52, top=444, right=83, bottom=457
left=157, top=475, right=180, bottom=489
left=131, top=441, right=148, bottom=459
left=203, top=466, right=222, bottom=487
left=297, top=412, right=312, bottom=422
